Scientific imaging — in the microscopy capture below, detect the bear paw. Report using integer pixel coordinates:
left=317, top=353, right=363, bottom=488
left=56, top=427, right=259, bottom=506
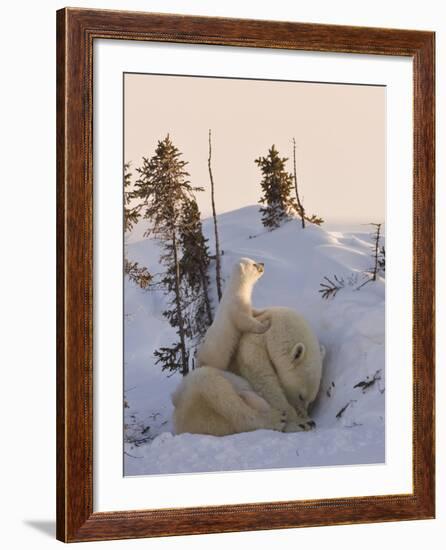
left=255, top=319, right=271, bottom=333
left=284, top=418, right=316, bottom=432
left=261, top=409, right=287, bottom=432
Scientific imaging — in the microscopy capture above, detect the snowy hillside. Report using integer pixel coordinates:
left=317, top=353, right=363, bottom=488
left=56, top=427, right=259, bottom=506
left=124, top=206, right=385, bottom=475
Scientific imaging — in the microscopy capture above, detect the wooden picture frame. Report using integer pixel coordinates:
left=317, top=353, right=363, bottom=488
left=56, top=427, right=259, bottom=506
left=56, top=7, right=435, bottom=542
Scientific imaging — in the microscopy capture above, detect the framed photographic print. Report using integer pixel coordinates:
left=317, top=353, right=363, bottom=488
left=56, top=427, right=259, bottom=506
left=56, top=8, right=435, bottom=542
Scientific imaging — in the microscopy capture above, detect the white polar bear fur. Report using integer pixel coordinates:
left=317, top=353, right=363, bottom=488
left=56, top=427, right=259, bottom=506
left=172, top=367, right=287, bottom=436
left=172, top=307, right=324, bottom=436
left=196, top=257, right=270, bottom=371
left=232, top=307, right=324, bottom=432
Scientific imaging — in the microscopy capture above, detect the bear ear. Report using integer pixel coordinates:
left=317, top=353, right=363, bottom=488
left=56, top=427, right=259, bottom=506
left=291, top=342, right=306, bottom=364
left=319, top=344, right=326, bottom=361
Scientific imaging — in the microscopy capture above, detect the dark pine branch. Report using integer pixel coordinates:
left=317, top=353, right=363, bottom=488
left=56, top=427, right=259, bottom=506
left=319, top=275, right=345, bottom=300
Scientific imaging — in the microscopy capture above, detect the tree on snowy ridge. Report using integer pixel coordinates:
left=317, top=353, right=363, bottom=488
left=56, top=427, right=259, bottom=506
left=355, top=223, right=385, bottom=290
left=292, top=138, right=324, bottom=228
left=256, top=145, right=297, bottom=230
left=208, top=129, right=223, bottom=301
left=123, top=162, right=153, bottom=289
left=378, top=245, right=385, bottom=273
left=124, top=258, right=152, bottom=289
left=133, top=135, right=212, bottom=376
left=319, top=222, right=385, bottom=298
left=154, top=199, right=213, bottom=373
left=124, top=162, right=141, bottom=232
left=292, top=138, right=306, bottom=228
left=369, top=223, right=383, bottom=281
left=177, top=197, right=213, bottom=334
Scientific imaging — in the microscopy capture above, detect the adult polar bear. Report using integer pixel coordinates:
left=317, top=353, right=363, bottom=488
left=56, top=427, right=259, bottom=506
left=233, top=307, right=325, bottom=432
left=172, top=307, right=324, bottom=435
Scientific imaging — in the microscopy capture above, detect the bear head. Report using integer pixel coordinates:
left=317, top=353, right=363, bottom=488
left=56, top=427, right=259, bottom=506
left=236, top=257, right=265, bottom=284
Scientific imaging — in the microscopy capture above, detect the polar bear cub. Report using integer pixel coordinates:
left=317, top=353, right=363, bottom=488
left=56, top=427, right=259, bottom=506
left=172, top=367, right=287, bottom=436
left=196, top=257, right=270, bottom=371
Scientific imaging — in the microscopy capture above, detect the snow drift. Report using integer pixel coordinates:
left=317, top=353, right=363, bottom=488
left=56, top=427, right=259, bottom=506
left=124, top=206, right=385, bottom=475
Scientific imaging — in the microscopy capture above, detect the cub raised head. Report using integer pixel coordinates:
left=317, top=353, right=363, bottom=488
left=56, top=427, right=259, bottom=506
left=196, top=256, right=270, bottom=371
left=237, top=257, right=265, bottom=284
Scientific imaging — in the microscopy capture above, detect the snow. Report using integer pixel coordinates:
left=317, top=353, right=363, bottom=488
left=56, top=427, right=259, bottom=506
left=124, top=206, right=385, bottom=475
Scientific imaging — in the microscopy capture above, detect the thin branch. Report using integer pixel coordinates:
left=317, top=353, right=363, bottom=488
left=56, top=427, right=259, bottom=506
left=353, top=370, right=382, bottom=393
left=355, top=276, right=373, bottom=290
left=319, top=275, right=345, bottom=299
left=336, top=400, right=357, bottom=419
left=208, top=129, right=223, bottom=301
left=292, top=138, right=305, bottom=228
left=370, top=223, right=382, bottom=281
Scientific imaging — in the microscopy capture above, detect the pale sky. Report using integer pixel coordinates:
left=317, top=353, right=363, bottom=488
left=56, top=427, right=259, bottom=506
left=124, top=73, right=385, bottom=224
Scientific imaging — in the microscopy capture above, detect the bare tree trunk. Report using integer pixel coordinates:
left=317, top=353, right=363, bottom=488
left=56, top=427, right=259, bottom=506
left=199, top=265, right=213, bottom=325
left=208, top=129, right=223, bottom=301
left=171, top=227, right=189, bottom=376
left=292, top=138, right=305, bottom=228
left=371, top=223, right=382, bottom=281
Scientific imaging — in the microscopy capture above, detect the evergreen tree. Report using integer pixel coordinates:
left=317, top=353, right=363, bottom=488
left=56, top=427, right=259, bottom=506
left=305, top=213, right=324, bottom=226
left=123, top=162, right=152, bottom=288
left=178, top=197, right=213, bottom=335
left=133, top=135, right=211, bottom=376
left=255, top=145, right=297, bottom=230
left=124, top=258, right=152, bottom=289
left=124, top=162, right=141, bottom=232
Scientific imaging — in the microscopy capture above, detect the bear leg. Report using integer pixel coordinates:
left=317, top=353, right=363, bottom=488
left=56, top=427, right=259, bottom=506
left=177, top=367, right=286, bottom=435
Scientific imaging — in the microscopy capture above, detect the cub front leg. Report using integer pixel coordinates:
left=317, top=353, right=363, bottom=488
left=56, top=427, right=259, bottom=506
left=252, top=307, right=267, bottom=317
left=234, top=312, right=270, bottom=334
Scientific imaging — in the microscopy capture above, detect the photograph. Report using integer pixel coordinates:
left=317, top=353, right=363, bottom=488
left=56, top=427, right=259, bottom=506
left=123, top=73, right=386, bottom=476
left=51, top=6, right=435, bottom=543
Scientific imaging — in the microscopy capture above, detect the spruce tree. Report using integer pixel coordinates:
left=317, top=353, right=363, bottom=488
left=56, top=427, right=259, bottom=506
left=255, top=145, right=297, bottom=230
left=178, top=197, right=213, bottom=334
left=133, top=135, right=211, bottom=376
left=124, top=162, right=141, bottom=232
left=123, top=162, right=152, bottom=288
left=124, top=258, right=152, bottom=289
